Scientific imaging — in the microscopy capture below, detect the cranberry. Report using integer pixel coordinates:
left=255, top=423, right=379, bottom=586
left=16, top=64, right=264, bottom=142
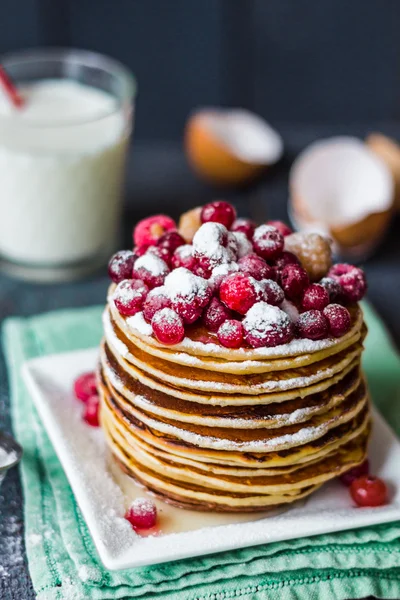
left=142, top=288, right=171, bottom=322
left=165, top=268, right=211, bottom=324
left=243, top=302, right=294, bottom=348
left=132, top=254, right=169, bottom=289
left=340, top=459, right=370, bottom=487
left=146, top=245, right=172, bottom=266
left=302, top=284, right=329, bottom=311
left=192, top=260, right=213, bottom=279
left=252, top=225, right=284, bottom=261
left=209, top=263, right=239, bottom=292
left=133, top=215, right=176, bottom=248
left=113, top=279, right=149, bottom=316
left=125, top=498, right=157, bottom=530
left=83, top=394, right=100, bottom=427
left=323, top=303, right=352, bottom=337
left=273, top=251, right=300, bottom=273
left=319, top=276, right=343, bottom=301
left=133, top=245, right=148, bottom=257
left=266, top=220, right=293, bottom=237
left=108, top=250, right=135, bottom=283
left=171, top=245, right=197, bottom=271
left=193, top=222, right=236, bottom=268
left=232, top=231, right=252, bottom=258
left=217, top=320, right=244, bottom=348
left=350, top=475, right=388, bottom=507
left=219, top=273, right=260, bottom=315
left=280, top=264, right=309, bottom=300
left=261, top=279, right=285, bottom=306
left=200, top=201, right=236, bottom=229
left=151, top=308, right=185, bottom=345
left=296, top=310, right=329, bottom=340
left=328, top=264, right=367, bottom=302
left=230, top=218, right=256, bottom=240
left=74, top=372, right=97, bottom=403
left=157, top=230, right=185, bottom=254
left=238, top=254, right=274, bottom=281
left=202, top=296, right=232, bottom=331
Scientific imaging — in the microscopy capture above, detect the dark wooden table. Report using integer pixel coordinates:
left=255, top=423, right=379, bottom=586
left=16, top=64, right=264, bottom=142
left=1, top=132, right=399, bottom=599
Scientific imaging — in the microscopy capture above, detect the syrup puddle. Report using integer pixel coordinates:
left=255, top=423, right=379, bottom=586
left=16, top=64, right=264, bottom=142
left=107, top=454, right=288, bottom=536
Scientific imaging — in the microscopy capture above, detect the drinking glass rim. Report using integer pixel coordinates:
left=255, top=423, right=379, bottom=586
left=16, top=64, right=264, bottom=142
left=0, top=47, right=136, bottom=128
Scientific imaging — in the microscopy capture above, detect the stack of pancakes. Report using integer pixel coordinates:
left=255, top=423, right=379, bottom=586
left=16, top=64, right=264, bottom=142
left=99, top=291, right=371, bottom=512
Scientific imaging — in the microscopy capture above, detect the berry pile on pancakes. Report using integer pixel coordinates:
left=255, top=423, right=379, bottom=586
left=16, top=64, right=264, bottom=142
left=99, top=202, right=370, bottom=512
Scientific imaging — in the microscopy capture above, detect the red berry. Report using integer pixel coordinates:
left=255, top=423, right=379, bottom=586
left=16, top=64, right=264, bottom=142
left=252, top=225, right=284, bottom=261
left=108, top=250, right=135, bottom=283
left=133, top=215, right=176, bottom=248
left=281, top=264, right=309, bottom=300
left=261, top=279, right=285, bottom=306
left=238, top=254, right=274, bottom=281
left=113, top=279, right=149, bottom=316
left=232, top=231, right=252, bottom=258
left=171, top=245, right=197, bottom=271
left=323, top=303, right=352, bottom=337
left=230, top=218, right=256, bottom=240
left=142, top=288, right=171, bottom=322
left=132, top=254, right=169, bottom=289
left=151, top=308, right=185, bottom=345
left=201, top=201, right=236, bottom=229
left=328, top=264, right=367, bottom=302
left=350, top=475, right=388, bottom=507
left=125, top=498, right=157, bottom=530
left=74, top=372, right=97, bottom=403
left=319, top=276, right=343, bottom=301
left=133, top=245, right=148, bottom=257
left=83, top=394, right=100, bottom=427
left=217, top=320, right=244, bottom=348
left=146, top=245, right=172, bottom=266
left=193, top=222, right=236, bottom=268
left=165, top=268, right=211, bottom=324
left=157, top=230, right=185, bottom=253
left=202, top=296, right=233, bottom=331
left=302, top=284, right=329, bottom=311
left=243, top=302, right=294, bottom=348
left=209, top=263, right=239, bottom=291
left=219, top=273, right=260, bottom=315
left=340, top=459, right=370, bottom=487
left=296, top=310, right=329, bottom=340
left=266, top=220, right=293, bottom=237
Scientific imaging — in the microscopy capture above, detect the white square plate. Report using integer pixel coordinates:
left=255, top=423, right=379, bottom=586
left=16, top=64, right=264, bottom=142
left=22, top=348, right=400, bottom=570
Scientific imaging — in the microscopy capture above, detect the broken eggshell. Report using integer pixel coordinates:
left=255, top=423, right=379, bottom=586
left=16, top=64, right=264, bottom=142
left=184, top=108, right=283, bottom=186
left=289, top=136, right=394, bottom=259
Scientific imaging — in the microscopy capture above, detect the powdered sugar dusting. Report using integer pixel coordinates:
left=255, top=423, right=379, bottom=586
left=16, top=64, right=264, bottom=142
left=243, top=302, right=291, bottom=341
left=130, top=497, right=156, bottom=516
left=164, top=267, right=209, bottom=302
left=232, top=231, right=253, bottom=258
left=103, top=309, right=129, bottom=357
left=133, top=253, right=168, bottom=276
left=126, top=312, right=153, bottom=336
left=193, top=222, right=236, bottom=266
left=152, top=307, right=181, bottom=326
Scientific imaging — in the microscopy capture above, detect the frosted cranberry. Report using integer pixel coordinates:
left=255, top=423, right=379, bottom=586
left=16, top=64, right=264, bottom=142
left=238, top=254, right=274, bottom=281
left=323, top=304, right=351, bottom=337
left=165, top=267, right=211, bottom=324
left=192, top=260, right=213, bottom=279
left=261, top=279, right=285, bottom=306
left=83, top=394, right=100, bottom=427
left=319, top=277, right=343, bottom=301
left=125, top=498, right=157, bottom=530
left=230, top=218, right=256, bottom=240
left=243, top=302, right=294, bottom=348
left=151, top=308, right=185, bottom=344
left=266, top=220, right=293, bottom=237
left=146, top=245, right=172, bottom=266
left=296, top=310, right=328, bottom=340
left=133, top=215, right=176, bottom=248
left=133, top=245, right=148, bottom=257
left=340, top=459, right=370, bottom=487
left=219, top=273, right=259, bottom=315
left=108, top=250, right=135, bottom=283
left=157, top=230, right=185, bottom=253
left=171, top=245, right=196, bottom=271
left=202, top=297, right=233, bottom=331
left=273, top=251, right=300, bottom=282
left=201, top=201, right=236, bottom=229
left=217, top=320, right=244, bottom=348
left=113, top=279, right=149, bottom=316
left=74, top=372, right=97, bottom=403
left=142, top=288, right=171, bottom=322
left=132, top=254, right=169, bottom=289
left=209, top=263, right=239, bottom=292
left=302, top=284, right=329, bottom=311
left=173, top=301, right=203, bottom=324
left=328, top=264, right=367, bottom=302
left=252, top=225, right=284, bottom=261
left=281, top=264, right=309, bottom=300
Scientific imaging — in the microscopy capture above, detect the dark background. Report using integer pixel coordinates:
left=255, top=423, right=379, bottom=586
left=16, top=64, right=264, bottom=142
left=1, top=1, right=400, bottom=598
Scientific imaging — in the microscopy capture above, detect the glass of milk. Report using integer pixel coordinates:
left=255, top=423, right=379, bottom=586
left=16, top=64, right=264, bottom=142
left=0, top=48, right=135, bottom=281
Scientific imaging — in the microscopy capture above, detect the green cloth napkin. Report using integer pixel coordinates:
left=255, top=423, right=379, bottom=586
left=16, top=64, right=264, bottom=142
left=3, top=302, right=400, bottom=600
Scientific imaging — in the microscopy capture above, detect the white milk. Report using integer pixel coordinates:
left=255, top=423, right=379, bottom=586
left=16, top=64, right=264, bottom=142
left=0, top=80, right=130, bottom=267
